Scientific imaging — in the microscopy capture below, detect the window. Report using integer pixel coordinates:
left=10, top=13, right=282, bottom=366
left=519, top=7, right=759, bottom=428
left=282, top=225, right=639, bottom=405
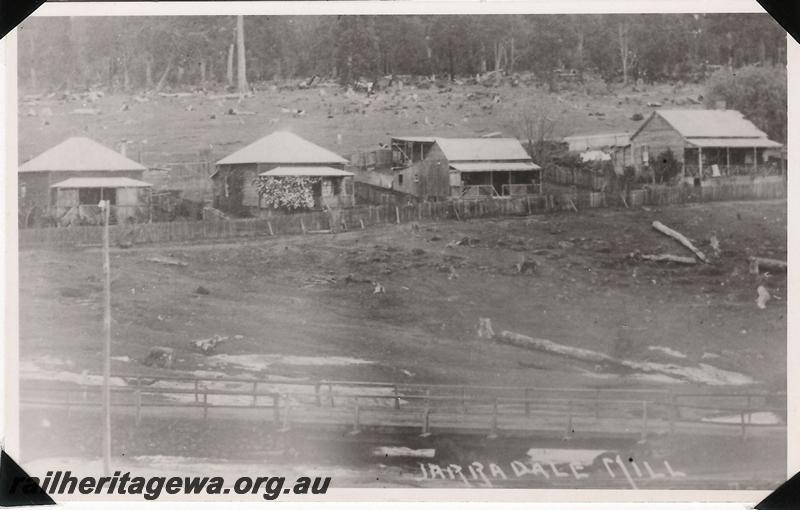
left=398, top=174, right=404, bottom=186
left=642, top=145, right=650, bottom=165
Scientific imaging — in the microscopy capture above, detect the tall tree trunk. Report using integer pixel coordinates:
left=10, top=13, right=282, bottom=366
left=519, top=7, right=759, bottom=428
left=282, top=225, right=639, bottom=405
left=618, top=21, right=630, bottom=86
left=576, top=30, right=585, bottom=83
left=236, top=15, right=248, bottom=94
left=509, top=38, right=515, bottom=74
left=145, top=56, right=154, bottom=88
left=155, top=58, right=174, bottom=92
left=226, top=43, right=235, bottom=86
left=480, top=43, right=487, bottom=74
left=199, top=59, right=206, bottom=83
left=123, top=60, right=131, bottom=91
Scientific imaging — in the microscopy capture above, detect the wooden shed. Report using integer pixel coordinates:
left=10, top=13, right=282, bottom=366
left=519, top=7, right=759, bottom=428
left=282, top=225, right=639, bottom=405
left=629, top=110, right=783, bottom=183
left=18, top=137, right=148, bottom=226
left=391, top=136, right=541, bottom=200
left=212, top=131, right=350, bottom=216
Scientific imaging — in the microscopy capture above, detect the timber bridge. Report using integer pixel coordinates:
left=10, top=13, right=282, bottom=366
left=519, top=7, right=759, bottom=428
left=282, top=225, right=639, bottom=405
left=21, top=372, right=785, bottom=441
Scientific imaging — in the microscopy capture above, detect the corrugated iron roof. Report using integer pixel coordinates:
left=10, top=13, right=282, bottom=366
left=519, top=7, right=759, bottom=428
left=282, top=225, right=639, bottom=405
left=655, top=109, right=770, bottom=138
left=216, top=131, right=348, bottom=166
left=51, top=177, right=152, bottom=188
left=687, top=137, right=783, bottom=148
left=391, top=136, right=438, bottom=143
left=19, top=137, right=147, bottom=173
left=259, top=166, right=354, bottom=177
left=435, top=138, right=531, bottom=162
left=450, top=162, right=540, bottom=172
left=563, top=132, right=631, bottom=150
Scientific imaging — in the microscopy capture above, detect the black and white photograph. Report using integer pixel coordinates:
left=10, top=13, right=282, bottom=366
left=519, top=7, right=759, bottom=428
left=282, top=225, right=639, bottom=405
left=6, top=3, right=791, bottom=499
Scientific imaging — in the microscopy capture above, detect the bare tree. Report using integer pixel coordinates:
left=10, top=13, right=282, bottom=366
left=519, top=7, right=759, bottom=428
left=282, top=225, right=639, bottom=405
left=515, top=105, right=557, bottom=165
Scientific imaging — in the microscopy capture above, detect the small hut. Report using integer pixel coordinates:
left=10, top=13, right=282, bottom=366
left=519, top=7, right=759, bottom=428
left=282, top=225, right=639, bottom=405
left=18, top=137, right=149, bottom=226
left=212, top=131, right=352, bottom=216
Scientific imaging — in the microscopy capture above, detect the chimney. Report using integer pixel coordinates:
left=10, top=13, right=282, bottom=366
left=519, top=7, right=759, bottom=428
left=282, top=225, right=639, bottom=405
left=714, top=100, right=727, bottom=110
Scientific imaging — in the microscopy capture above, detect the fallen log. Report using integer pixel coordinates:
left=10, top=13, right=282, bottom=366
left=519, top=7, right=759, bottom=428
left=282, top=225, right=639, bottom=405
left=147, top=256, right=188, bottom=267
left=636, top=253, right=697, bottom=265
left=478, top=318, right=754, bottom=386
left=748, top=256, right=786, bottom=273
left=652, top=221, right=708, bottom=263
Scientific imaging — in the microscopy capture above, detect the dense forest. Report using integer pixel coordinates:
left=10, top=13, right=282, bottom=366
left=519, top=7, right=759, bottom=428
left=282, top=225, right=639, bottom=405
left=17, top=14, right=786, bottom=93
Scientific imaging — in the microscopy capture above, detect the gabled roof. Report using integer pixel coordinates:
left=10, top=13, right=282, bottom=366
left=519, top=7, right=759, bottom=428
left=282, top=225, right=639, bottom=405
left=51, top=177, right=152, bottom=189
left=260, top=167, right=354, bottom=177
left=434, top=138, right=531, bottom=162
left=19, top=137, right=147, bottom=173
left=216, top=131, right=348, bottom=166
left=632, top=110, right=774, bottom=141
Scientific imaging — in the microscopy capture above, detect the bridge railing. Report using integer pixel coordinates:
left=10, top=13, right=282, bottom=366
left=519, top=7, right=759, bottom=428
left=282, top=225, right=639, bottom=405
left=21, top=372, right=785, bottom=440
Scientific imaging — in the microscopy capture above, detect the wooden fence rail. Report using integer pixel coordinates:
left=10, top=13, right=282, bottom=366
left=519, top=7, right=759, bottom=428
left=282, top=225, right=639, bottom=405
left=22, top=375, right=785, bottom=440
left=20, top=179, right=785, bottom=249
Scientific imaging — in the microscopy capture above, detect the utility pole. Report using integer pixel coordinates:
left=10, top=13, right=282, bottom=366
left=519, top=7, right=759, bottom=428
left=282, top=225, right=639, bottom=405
left=100, top=199, right=112, bottom=475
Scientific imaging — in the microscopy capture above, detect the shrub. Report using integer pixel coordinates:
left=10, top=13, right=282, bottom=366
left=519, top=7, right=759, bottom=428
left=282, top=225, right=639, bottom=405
left=650, top=149, right=682, bottom=184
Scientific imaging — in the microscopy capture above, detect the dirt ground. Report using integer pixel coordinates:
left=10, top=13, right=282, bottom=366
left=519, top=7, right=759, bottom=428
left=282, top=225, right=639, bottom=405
left=19, top=199, right=786, bottom=393
left=18, top=80, right=705, bottom=163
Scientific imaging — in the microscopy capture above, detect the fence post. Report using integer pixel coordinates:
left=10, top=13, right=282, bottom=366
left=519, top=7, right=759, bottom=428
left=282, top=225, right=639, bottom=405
left=328, top=382, right=335, bottom=408
left=351, top=398, right=361, bottom=435
left=314, top=382, right=322, bottom=407
left=488, top=397, right=499, bottom=439
left=420, top=405, right=431, bottom=437
left=202, top=391, right=208, bottom=421
left=280, top=395, right=292, bottom=432
left=740, top=411, right=747, bottom=441
left=252, top=381, right=258, bottom=407
left=300, top=218, right=306, bottom=235
left=564, top=400, right=573, bottom=439
left=268, top=221, right=274, bottom=236
left=668, top=391, right=677, bottom=436
left=595, top=388, right=601, bottom=419
left=524, top=387, right=531, bottom=417
left=359, top=218, right=365, bottom=230
left=395, top=206, right=400, bottom=224
left=640, top=401, right=648, bottom=443
left=272, top=393, right=280, bottom=424
left=135, top=389, right=142, bottom=426
left=393, top=385, right=400, bottom=410
left=461, top=386, right=467, bottom=414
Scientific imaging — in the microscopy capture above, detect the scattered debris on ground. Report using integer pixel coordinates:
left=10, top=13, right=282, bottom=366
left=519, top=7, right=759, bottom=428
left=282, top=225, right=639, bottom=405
left=652, top=221, right=709, bottom=263
left=748, top=256, right=786, bottom=274
left=629, top=251, right=697, bottom=265
left=191, top=335, right=229, bottom=355
left=756, top=286, right=771, bottom=310
left=142, top=347, right=175, bottom=369
left=147, top=256, right=188, bottom=267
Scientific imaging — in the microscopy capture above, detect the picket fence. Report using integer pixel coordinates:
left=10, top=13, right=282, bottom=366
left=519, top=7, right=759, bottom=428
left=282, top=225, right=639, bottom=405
left=19, top=180, right=785, bottom=249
